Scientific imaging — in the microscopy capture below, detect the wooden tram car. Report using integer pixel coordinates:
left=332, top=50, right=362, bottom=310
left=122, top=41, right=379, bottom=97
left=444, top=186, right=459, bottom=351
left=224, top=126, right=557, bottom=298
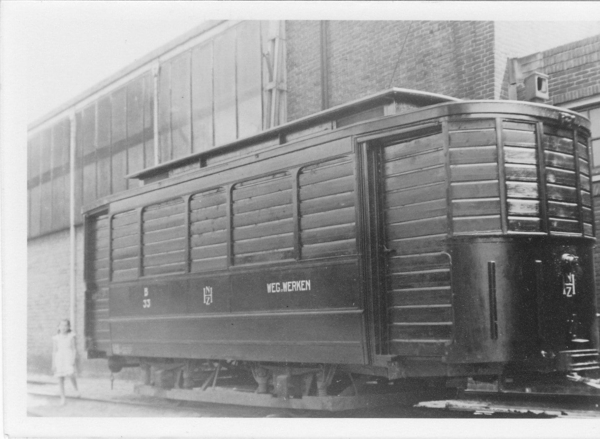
left=83, top=89, right=600, bottom=405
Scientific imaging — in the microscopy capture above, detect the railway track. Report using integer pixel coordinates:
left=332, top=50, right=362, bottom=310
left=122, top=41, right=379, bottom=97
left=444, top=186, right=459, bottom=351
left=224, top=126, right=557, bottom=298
left=27, top=379, right=599, bottom=418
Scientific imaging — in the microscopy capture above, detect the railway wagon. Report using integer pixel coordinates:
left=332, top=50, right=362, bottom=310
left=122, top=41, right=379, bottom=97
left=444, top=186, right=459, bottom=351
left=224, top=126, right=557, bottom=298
left=83, top=89, right=599, bottom=401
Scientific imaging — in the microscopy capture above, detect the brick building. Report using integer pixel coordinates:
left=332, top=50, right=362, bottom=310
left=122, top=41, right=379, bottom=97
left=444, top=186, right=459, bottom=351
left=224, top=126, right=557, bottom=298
left=27, top=20, right=600, bottom=375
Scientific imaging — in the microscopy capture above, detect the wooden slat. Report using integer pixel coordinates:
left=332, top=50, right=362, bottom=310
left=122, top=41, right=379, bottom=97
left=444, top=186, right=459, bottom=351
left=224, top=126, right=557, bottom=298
left=583, top=207, right=593, bottom=224
left=389, top=323, right=452, bottom=340
left=190, top=217, right=228, bottom=235
left=111, top=246, right=139, bottom=260
left=388, top=287, right=452, bottom=306
left=582, top=190, right=591, bottom=207
left=388, top=235, right=446, bottom=256
left=385, top=166, right=446, bottom=191
left=449, top=146, right=496, bottom=165
left=452, top=199, right=500, bottom=217
left=384, top=149, right=443, bottom=176
left=143, top=202, right=184, bottom=221
left=387, top=216, right=447, bottom=240
left=300, top=192, right=355, bottom=215
left=544, top=125, right=572, bottom=138
left=299, top=161, right=353, bottom=186
left=111, top=223, right=139, bottom=239
left=389, top=269, right=451, bottom=289
left=191, top=243, right=228, bottom=260
left=301, top=207, right=355, bottom=230
left=546, top=167, right=576, bottom=187
left=548, top=201, right=578, bottom=219
left=502, top=129, right=536, bottom=146
left=449, top=130, right=496, bottom=147
left=233, top=175, right=291, bottom=201
left=144, top=238, right=186, bottom=256
left=508, top=217, right=541, bottom=232
left=507, top=199, right=540, bottom=216
left=386, top=183, right=446, bottom=208
left=190, top=204, right=227, bottom=222
left=190, top=230, right=228, bottom=248
left=143, top=225, right=185, bottom=244
left=301, top=224, right=355, bottom=245
left=112, top=213, right=138, bottom=227
left=112, top=257, right=138, bottom=271
left=506, top=181, right=539, bottom=199
left=234, top=249, right=295, bottom=265
left=390, top=305, right=452, bottom=323
left=235, top=234, right=294, bottom=255
left=505, top=164, right=537, bottom=182
left=383, top=133, right=444, bottom=161
left=143, top=214, right=185, bottom=232
left=144, top=263, right=186, bottom=276
left=543, top=135, right=573, bottom=154
left=545, top=151, right=575, bottom=171
left=190, top=191, right=227, bottom=209
left=387, top=253, right=450, bottom=272
left=301, top=240, right=356, bottom=259
left=502, top=121, right=535, bottom=132
left=233, top=205, right=293, bottom=228
left=449, top=119, right=496, bottom=131
left=111, top=235, right=138, bottom=249
left=143, top=250, right=185, bottom=267
left=453, top=216, right=501, bottom=233
left=299, top=175, right=355, bottom=201
left=546, top=184, right=577, bottom=203
left=450, top=163, right=498, bottom=182
left=549, top=218, right=580, bottom=234
left=451, top=181, right=499, bottom=199
left=190, top=257, right=227, bottom=272
left=233, top=219, right=294, bottom=241
left=386, top=199, right=447, bottom=224
left=580, top=174, right=591, bottom=191
left=504, top=146, right=536, bottom=165
left=233, top=190, right=292, bottom=214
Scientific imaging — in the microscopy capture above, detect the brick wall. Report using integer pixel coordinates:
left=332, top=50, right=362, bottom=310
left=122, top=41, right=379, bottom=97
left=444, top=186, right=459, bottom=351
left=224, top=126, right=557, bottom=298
left=495, top=22, right=600, bottom=100
left=286, top=21, right=497, bottom=121
left=513, top=34, right=600, bottom=105
left=27, top=226, right=108, bottom=376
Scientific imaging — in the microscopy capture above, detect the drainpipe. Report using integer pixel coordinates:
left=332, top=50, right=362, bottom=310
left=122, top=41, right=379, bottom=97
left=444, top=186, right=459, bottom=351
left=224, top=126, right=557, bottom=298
left=320, top=21, right=329, bottom=110
left=69, top=112, right=77, bottom=328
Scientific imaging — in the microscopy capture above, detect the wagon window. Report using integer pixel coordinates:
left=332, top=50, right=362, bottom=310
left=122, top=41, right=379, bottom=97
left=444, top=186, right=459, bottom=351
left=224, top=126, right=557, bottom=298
left=111, top=210, right=140, bottom=281
left=142, top=198, right=186, bottom=276
left=298, top=156, right=357, bottom=259
left=232, top=172, right=294, bottom=264
left=190, top=187, right=228, bottom=272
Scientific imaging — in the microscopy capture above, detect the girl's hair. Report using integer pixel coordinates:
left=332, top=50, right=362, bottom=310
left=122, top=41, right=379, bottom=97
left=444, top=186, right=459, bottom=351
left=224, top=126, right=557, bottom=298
left=57, top=319, right=72, bottom=333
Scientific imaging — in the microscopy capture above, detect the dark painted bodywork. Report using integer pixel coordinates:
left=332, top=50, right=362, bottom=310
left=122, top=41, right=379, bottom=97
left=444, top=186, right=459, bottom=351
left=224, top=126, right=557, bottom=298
left=83, top=92, right=598, bottom=379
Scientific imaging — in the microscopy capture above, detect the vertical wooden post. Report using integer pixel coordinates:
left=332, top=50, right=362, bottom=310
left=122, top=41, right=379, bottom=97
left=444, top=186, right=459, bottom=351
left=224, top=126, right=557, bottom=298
left=495, top=118, right=508, bottom=234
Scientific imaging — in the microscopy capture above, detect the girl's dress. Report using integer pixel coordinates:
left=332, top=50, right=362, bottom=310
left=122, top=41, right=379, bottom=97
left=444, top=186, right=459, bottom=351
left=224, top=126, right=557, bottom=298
left=53, top=332, right=76, bottom=377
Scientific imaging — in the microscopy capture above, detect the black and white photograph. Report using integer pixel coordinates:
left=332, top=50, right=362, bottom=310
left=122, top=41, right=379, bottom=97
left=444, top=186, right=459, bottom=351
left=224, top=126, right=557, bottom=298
left=3, top=1, right=600, bottom=437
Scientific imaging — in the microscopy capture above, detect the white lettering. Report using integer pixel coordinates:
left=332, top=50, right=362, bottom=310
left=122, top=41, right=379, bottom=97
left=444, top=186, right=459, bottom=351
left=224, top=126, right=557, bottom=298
left=266, top=280, right=312, bottom=293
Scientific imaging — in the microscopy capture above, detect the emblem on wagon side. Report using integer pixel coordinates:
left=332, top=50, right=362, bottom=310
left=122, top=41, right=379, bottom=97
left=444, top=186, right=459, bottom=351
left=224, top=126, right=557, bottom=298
left=203, top=286, right=213, bottom=305
left=563, top=273, right=576, bottom=298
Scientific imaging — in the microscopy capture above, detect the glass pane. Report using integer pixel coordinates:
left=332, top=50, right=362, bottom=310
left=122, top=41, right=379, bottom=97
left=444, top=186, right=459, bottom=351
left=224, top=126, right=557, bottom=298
left=214, top=29, right=237, bottom=146
left=588, top=107, right=600, bottom=139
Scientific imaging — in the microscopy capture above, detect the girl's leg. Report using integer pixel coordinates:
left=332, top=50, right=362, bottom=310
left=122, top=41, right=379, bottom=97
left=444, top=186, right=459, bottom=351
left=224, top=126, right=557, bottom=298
left=69, top=375, right=80, bottom=397
left=58, top=377, right=66, bottom=405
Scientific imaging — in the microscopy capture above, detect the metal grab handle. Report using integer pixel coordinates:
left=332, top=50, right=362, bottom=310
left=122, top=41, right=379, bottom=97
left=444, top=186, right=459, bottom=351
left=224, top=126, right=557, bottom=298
left=382, top=245, right=396, bottom=255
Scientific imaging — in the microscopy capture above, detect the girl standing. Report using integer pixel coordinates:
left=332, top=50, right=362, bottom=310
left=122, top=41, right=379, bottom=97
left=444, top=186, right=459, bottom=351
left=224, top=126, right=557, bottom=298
left=52, top=319, right=80, bottom=405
